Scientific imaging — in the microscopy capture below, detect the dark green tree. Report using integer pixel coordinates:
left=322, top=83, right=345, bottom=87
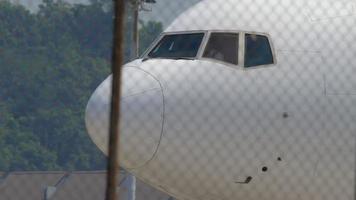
left=0, top=0, right=162, bottom=171
left=139, top=20, right=163, bottom=54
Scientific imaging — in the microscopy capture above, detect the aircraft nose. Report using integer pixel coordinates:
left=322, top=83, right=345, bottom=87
left=85, top=67, right=164, bottom=169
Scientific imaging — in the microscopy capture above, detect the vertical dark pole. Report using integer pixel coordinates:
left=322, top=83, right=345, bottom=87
left=133, top=1, right=139, bottom=58
left=106, top=0, right=125, bottom=200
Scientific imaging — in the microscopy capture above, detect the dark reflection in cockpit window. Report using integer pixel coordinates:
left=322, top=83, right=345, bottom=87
left=148, top=33, right=204, bottom=59
left=203, top=33, right=239, bottom=65
left=245, top=34, right=274, bottom=68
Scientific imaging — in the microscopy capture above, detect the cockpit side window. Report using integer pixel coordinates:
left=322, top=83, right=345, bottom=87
left=244, top=34, right=274, bottom=68
left=203, top=33, right=239, bottom=65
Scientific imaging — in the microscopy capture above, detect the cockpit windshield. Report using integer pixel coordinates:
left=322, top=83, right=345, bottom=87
left=147, top=33, right=204, bottom=59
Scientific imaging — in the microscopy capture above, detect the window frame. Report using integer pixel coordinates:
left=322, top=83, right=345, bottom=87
left=200, top=30, right=241, bottom=67
left=200, top=30, right=276, bottom=69
left=141, top=30, right=209, bottom=60
left=242, top=31, right=277, bottom=69
left=141, top=30, right=277, bottom=70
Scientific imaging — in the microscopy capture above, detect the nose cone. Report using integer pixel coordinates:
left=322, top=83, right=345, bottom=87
left=85, top=67, right=164, bottom=169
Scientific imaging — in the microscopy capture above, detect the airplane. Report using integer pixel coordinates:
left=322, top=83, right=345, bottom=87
left=85, top=0, right=356, bottom=199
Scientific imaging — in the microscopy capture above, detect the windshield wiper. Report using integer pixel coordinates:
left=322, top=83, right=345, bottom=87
left=142, top=57, right=195, bottom=62
left=171, top=57, right=195, bottom=60
left=142, top=57, right=151, bottom=62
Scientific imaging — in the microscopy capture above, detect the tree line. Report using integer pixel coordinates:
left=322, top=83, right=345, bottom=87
left=0, top=0, right=162, bottom=171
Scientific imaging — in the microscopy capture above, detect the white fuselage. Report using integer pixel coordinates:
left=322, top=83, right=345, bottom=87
left=85, top=0, right=356, bottom=199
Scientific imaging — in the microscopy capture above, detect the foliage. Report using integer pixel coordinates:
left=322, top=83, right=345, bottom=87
left=139, top=20, right=163, bottom=54
left=0, top=0, right=162, bottom=171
